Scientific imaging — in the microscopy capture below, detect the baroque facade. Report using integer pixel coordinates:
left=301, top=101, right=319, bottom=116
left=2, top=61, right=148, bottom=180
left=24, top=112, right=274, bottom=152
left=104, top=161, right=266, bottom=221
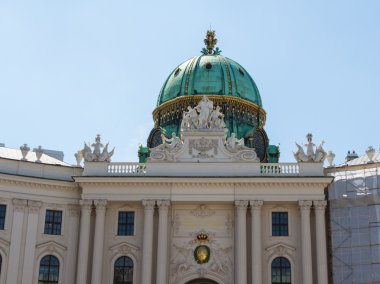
left=0, top=31, right=341, bottom=284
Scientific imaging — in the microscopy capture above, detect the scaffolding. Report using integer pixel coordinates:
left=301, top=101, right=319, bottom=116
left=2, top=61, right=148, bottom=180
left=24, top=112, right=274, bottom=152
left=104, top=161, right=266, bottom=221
left=327, top=164, right=380, bottom=283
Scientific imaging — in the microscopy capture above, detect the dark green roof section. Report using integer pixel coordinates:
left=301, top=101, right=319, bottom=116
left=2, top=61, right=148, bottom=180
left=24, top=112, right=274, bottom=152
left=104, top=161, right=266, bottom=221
left=157, top=55, right=262, bottom=107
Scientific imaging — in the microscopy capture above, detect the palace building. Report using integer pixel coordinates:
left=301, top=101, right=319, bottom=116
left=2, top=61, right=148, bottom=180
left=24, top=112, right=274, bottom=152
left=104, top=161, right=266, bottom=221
left=0, top=31, right=337, bottom=284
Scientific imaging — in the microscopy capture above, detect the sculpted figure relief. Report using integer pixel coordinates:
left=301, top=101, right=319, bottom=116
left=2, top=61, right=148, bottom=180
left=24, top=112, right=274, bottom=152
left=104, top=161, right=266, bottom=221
left=226, top=133, right=246, bottom=152
left=158, top=132, right=183, bottom=151
left=181, top=96, right=226, bottom=130
left=76, top=134, right=115, bottom=164
left=294, top=133, right=327, bottom=163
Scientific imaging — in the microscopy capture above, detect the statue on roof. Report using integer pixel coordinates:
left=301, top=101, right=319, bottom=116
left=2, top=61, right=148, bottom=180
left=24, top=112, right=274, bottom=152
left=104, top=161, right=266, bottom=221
left=181, top=96, right=226, bottom=131
left=226, top=133, right=246, bottom=152
left=75, top=134, right=115, bottom=165
left=294, top=133, right=326, bottom=163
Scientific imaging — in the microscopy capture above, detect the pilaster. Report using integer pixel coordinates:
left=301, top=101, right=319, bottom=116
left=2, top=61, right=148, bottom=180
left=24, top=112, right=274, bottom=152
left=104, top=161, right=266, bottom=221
left=251, top=200, right=263, bottom=284
left=314, top=200, right=328, bottom=284
left=156, top=200, right=170, bottom=284
left=141, top=200, right=155, bottom=284
left=299, top=200, right=313, bottom=284
left=235, top=200, right=248, bottom=284
left=76, top=199, right=93, bottom=284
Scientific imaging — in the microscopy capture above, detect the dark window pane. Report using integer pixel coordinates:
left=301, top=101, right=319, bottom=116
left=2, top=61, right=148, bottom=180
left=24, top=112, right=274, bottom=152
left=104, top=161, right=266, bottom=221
left=0, top=205, right=6, bottom=230
left=272, top=212, right=289, bottom=236
left=117, top=212, right=135, bottom=236
left=44, top=210, right=62, bottom=235
left=38, top=255, right=59, bottom=284
left=271, top=257, right=291, bottom=284
left=114, top=256, right=133, bottom=284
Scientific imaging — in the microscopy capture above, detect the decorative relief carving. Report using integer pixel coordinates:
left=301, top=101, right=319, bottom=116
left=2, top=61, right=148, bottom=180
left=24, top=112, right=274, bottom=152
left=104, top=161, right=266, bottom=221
left=12, top=198, right=28, bottom=212
left=250, top=200, right=263, bottom=211
left=190, top=205, right=215, bottom=218
left=142, top=200, right=156, bottom=211
left=299, top=200, right=313, bottom=211
left=79, top=200, right=93, bottom=211
left=68, top=205, right=80, bottom=217
left=313, top=200, right=327, bottom=211
left=110, top=242, right=139, bottom=259
left=28, top=200, right=42, bottom=214
left=157, top=200, right=171, bottom=213
left=225, top=213, right=233, bottom=235
left=265, top=243, right=296, bottom=263
left=235, top=200, right=249, bottom=211
left=94, top=199, right=107, bottom=210
left=172, top=213, right=181, bottom=235
left=189, top=138, right=218, bottom=159
left=294, top=133, right=327, bottom=163
left=170, top=236, right=232, bottom=283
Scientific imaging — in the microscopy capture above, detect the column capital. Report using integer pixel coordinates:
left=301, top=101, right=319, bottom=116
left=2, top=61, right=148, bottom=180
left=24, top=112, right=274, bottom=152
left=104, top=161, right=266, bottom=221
left=299, top=200, right=313, bottom=211
left=94, top=199, right=107, bottom=210
left=68, top=205, right=80, bottom=217
left=12, top=198, right=28, bottom=212
left=250, top=200, right=263, bottom=211
left=28, top=200, right=42, bottom=214
left=235, top=200, right=249, bottom=211
left=79, top=199, right=93, bottom=210
left=157, top=200, right=171, bottom=211
left=142, top=200, right=156, bottom=211
left=313, top=200, right=327, bottom=211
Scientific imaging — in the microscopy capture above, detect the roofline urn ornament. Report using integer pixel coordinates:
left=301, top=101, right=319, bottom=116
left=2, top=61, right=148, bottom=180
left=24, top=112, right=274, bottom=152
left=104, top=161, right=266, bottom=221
left=35, top=145, right=43, bottom=163
left=366, top=146, right=375, bottom=163
left=326, top=150, right=335, bottom=167
left=294, top=133, right=327, bottom=163
left=20, top=144, right=30, bottom=161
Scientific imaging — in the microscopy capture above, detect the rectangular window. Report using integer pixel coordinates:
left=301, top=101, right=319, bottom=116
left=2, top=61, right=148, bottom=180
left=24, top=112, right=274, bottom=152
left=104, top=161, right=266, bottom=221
left=0, top=205, right=6, bottom=230
left=272, top=212, right=289, bottom=236
left=117, top=211, right=135, bottom=236
left=44, top=210, right=62, bottom=235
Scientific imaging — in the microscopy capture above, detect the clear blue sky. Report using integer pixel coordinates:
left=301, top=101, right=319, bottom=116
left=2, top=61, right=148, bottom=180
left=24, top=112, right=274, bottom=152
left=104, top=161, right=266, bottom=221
left=1, top=0, right=379, bottom=165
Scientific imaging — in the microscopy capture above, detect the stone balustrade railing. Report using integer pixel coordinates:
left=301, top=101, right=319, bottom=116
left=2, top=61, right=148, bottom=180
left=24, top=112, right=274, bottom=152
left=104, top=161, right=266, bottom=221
left=107, top=163, right=146, bottom=175
left=102, top=162, right=303, bottom=176
left=260, top=163, right=300, bottom=176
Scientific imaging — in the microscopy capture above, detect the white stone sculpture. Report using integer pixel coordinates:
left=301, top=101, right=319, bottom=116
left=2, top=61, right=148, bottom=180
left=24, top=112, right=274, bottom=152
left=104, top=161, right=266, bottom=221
left=294, top=133, right=327, bottom=163
left=326, top=151, right=335, bottom=167
left=226, top=133, right=245, bottom=152
left=35, top=145, right=44, bottom=163
left=20, top=144, right=30, bottom=161
left=76, top=134, right=115, bottom=163
left=181, top=95, right=226, bottom=130
left=366, top=146, right=375, bottom=163
left=149, top=97, right=259, bottom=163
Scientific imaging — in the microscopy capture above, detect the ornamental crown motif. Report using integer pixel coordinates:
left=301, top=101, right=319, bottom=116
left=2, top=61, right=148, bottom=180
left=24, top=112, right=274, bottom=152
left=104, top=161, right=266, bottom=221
left=75, top=134, right=115, bottom=165
left=293, top=133, right=327, bottom=163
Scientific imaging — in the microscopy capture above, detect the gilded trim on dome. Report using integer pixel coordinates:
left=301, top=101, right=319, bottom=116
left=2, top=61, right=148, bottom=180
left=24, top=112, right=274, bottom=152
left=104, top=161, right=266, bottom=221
left=153, top=95, right=266, bottom=129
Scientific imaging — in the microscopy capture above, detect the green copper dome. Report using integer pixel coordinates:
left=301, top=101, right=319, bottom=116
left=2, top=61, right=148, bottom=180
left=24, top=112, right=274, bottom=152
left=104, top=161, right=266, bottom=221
left=157, top=54, right=262, bottom=107
left=144, top=30, right=280, bottom=163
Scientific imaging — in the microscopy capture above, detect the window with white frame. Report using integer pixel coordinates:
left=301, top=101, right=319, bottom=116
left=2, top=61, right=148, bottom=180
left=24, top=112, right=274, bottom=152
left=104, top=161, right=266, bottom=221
left=44, top=210, right=62, bottom=235
left=117, top=211, right=135, bottom=236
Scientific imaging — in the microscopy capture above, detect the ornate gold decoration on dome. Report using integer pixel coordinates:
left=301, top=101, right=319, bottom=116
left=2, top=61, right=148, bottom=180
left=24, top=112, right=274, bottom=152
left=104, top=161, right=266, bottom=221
left=201, top=30, right=221, bottom=55
left=153, top=95, right=266, bottom=129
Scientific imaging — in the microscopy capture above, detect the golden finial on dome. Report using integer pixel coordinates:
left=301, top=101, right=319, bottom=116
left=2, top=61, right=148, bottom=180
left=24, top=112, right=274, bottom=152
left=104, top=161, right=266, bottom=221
left=204, top=30, right=217, bottom=54
left=201, top=30, right=221, bottom=55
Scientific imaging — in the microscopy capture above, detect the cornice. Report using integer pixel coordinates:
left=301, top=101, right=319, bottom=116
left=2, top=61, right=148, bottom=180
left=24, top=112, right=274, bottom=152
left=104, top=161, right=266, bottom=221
left=74, top=176, right=332, bottom=188
left=0, top=173, right=79, bottom=192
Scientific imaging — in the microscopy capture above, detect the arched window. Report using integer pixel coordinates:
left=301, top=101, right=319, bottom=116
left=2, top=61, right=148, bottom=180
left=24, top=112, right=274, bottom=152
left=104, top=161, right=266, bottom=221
left=38, top=255, right=59, bottom=284
left=114, top=256, right=133, bottom=284
left=271, top=257, right=291, bottom=284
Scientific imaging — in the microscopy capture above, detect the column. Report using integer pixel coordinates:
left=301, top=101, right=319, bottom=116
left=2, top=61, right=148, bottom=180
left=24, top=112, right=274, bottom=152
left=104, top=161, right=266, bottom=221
left=22, top=200, right=42, bottom=284
left=299, top=200, right=313, bottom=284
left=314, top=200, right=328, bottom=284
left=251, top=200, right=263, bottom=284
left=156, top=200, right=170, bottom=284
left=141, top=200, right=155, bottom=284
left=7, top=198, right=27, bottom=283
left=91, top=200, right=107, bottom=284
left=235, top=200, right=248, bottom=284
left=65, top=205, right=80, bottom=284
left=76, top=200, right=93, bottom=284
